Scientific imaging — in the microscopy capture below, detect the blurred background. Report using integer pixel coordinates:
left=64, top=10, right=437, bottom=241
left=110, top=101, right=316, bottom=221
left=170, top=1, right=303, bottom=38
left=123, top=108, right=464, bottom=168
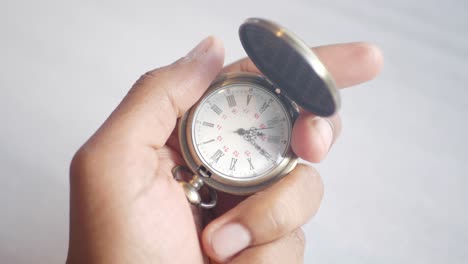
left=1, top=0, right=467, bottom=263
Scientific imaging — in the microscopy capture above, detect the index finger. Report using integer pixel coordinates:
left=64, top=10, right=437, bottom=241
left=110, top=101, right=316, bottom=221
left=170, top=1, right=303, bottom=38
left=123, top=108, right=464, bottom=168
left=223, top=42, right=383, bottom=163
left=222, top=42, right=383, bottom=88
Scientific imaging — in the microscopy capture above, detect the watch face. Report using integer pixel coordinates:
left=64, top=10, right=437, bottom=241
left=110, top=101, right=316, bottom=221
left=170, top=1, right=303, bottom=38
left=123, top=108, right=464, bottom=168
left=191, top=83, right=292, bottom=181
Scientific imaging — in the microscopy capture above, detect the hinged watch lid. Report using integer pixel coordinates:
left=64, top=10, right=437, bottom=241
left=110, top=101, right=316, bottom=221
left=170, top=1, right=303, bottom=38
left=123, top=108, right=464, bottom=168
left=239, top=18, right=340, bottom=117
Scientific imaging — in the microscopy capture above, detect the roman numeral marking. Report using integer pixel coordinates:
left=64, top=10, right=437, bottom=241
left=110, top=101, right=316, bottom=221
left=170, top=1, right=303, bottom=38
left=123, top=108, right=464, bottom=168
left=210, top=104, right=223, bottom=115
left=267, top=117, right=283, bottom=127
left=247, top=157, right=254, bottom=170
left=226, top=95, right=236, bottom=107
left=211, top=149, right=224, bottom=163
left=247, top=94, right=253, bottom=105
left=259, top=102, right=270, bottom=114
left=202, top=121, right=214, bottom=127
left=267, top=135, right=281, bottom=144
left=229, top=158, right=238, bottom=171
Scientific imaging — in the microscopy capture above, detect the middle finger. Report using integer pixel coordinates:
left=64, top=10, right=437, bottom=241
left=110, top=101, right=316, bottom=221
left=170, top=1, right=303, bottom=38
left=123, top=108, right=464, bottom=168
left=202, top=164, right=323, bottom=262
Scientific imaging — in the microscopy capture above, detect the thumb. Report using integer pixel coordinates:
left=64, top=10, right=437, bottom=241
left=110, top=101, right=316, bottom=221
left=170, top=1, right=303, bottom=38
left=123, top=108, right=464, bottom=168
left=96, top=36, right=225, bottom=148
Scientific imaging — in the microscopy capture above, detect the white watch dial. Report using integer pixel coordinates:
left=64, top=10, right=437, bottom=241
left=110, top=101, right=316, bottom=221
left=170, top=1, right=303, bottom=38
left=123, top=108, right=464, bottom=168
left=191, top=83, right=292, bottom=180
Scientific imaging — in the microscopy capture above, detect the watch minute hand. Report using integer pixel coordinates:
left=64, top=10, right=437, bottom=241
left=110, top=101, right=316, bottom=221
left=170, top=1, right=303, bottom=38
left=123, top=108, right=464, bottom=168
left=248, top=138, right=272, bottom=160
left=255, top=126, right=275, bottom=130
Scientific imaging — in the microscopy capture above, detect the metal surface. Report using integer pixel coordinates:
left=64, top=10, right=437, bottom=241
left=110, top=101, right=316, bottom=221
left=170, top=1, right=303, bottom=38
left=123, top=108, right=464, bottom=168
left=179, top=72, right=299, bottom=195
left=172, top=166, right=217, bottom=209
left=239, top=18, right=340, bottom=117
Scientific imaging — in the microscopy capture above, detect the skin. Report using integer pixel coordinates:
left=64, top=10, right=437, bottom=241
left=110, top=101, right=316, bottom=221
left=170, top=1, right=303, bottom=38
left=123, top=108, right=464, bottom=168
left=66, top=37, right=383, bottom=264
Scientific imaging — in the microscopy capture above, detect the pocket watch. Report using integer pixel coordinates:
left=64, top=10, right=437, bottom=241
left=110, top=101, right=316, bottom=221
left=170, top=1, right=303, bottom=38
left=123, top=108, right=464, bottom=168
left=174, top=18, right=340, bottom=209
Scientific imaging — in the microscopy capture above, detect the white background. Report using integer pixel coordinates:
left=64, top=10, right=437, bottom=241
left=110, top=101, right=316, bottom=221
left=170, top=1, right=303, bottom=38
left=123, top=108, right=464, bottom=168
left=1, top=0, right=467, bottom=263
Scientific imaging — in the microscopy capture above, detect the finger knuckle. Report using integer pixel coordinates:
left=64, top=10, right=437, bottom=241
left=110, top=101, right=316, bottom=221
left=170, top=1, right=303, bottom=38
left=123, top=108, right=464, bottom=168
left=286, top=229, right=306, bottom=263
left=133, top=70, right=159, bottom=91
left=291, top=228, right=306, bottom=249
left=265, top=197, right=293, bottom=236
left=297, top=165, right=324, bottom=200
left=70, top=141, right=126, bottom=179
left=69, top=144, right=96, bottom=179
left=131, top=66, right=171, bottom=95
left=141, top=66, right=171, bottom=80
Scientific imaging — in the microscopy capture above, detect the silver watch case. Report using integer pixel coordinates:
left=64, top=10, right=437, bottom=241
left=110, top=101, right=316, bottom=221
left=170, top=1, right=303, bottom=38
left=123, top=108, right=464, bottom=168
left=178, top=72, right=300, bottom=195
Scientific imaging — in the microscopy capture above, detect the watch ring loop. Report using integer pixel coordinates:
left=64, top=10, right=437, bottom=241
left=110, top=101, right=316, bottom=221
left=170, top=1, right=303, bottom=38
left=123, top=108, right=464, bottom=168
left=199, top=188, right=218, bottom=209
left=172, top=165, right=218, bottom=209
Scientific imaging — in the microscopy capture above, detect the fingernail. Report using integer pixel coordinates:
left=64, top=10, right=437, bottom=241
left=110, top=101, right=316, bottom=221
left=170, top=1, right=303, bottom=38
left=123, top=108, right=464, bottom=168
left=184, top=36, right=215, bottom=61
left=211, top=223, right=251, bottom=260
left=313, top=118, right=334, bottom=149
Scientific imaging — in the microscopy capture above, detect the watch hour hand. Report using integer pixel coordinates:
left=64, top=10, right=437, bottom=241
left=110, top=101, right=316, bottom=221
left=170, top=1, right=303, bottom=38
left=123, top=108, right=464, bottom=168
left=234, top=128, right=247, bottom=135
left=235, top=127, right=274, bottom=136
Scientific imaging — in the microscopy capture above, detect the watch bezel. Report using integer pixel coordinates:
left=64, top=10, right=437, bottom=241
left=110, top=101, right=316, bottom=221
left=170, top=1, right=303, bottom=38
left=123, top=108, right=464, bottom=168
left=179, top=72, right=299, bottom=195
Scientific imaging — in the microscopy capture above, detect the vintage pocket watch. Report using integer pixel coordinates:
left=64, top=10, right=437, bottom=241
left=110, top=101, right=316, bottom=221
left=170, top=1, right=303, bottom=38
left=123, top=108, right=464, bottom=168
left=174, top=18, right=340, bottom=208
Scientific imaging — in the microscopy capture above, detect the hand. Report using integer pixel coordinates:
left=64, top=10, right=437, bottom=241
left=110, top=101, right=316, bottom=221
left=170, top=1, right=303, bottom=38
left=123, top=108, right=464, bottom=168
left=66, top=37, right=382, bottom=263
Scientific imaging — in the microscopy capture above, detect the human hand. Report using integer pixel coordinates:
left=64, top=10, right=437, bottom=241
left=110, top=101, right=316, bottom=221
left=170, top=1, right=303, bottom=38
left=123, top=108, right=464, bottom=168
left=66, top=36, right=382, bottom=264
